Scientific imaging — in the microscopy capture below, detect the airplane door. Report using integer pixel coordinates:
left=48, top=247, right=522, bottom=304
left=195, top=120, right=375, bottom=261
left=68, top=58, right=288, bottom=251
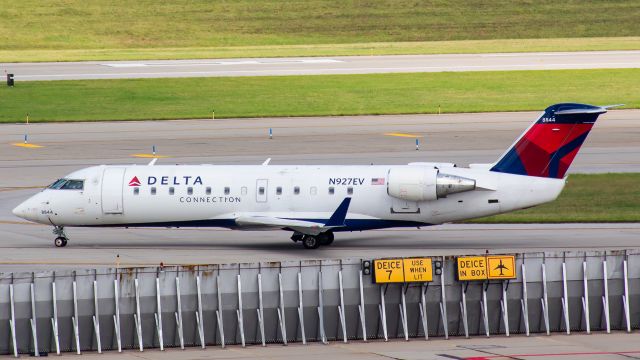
left=101, top=167, right=125, bottom=214
left=256, top=179, right=268, bottom=203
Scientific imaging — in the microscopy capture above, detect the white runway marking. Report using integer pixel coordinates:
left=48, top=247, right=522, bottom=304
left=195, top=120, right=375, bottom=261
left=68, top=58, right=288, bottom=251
left=101, top=58, right=343, bottom=68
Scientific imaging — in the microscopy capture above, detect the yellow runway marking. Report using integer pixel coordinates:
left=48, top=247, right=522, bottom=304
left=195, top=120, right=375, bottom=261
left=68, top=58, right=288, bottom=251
left=384, top=132, right=423, bottom=138
left=0, top=220, right=42, bottom=225
left=131, top=154, right=169, bottom=158
left=11, top=143, right=44, bottom=148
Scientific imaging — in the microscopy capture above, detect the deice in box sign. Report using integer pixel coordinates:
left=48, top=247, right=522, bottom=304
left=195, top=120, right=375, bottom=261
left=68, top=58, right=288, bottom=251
left=456, top=256, right=488, bottom=281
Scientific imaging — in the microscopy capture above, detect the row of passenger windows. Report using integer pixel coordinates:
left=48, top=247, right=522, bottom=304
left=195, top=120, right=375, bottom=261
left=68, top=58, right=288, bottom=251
left=133, top=186, right=354, bottom=196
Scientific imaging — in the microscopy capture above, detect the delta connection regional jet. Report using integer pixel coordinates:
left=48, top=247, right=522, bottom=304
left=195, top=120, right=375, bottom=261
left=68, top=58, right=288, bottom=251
left=13, top=103, right=618, bottom=249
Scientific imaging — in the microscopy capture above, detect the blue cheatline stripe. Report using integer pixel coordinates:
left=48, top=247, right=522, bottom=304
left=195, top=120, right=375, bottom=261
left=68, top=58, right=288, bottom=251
left=547, top=131, right=590, bottom=178
left=80, top=218, right=431, bottom=231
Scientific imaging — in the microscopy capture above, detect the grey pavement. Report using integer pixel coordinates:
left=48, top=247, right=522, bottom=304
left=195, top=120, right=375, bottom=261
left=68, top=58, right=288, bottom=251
left=2, top=110, right=638, bottom=190
left=3, top=50, right=640, bottom=81
left=40, top=332, right=640, bottom=360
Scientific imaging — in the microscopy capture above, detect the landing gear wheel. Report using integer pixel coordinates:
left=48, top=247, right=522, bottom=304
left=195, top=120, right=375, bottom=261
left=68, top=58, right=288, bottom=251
left=302, top=235, right=320, bottom=249
left=52, top=226, right=68, bottom=248
left=318, top=232, right=334, bottom=246
left=291, top=232, right=304, bottom=243
left=54, top=237, right=68, bottom=248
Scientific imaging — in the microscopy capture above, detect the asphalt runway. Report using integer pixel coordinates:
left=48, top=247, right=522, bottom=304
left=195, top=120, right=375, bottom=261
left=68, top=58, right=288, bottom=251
left=1, top=110, right=638, bottom=270
left=4, top=50, right=640, bottom=81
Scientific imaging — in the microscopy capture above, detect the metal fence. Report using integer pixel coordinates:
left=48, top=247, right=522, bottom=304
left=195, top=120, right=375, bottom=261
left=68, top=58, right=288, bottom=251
left=1, top=250, right=638, bottom=356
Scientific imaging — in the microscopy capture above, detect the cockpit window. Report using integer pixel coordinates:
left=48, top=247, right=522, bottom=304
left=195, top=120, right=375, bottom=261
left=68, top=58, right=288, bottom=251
left=61, top=180, right=84, bottom=190
left=48, top=179, right=84, bottom=190
left=48, top=179, right=67, bottom=189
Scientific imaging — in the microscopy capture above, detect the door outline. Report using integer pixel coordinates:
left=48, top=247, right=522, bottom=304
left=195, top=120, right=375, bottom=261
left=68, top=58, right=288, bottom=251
left=101, top=167, right=126, bottom=214
left=256, top=179, right=268, bottom=203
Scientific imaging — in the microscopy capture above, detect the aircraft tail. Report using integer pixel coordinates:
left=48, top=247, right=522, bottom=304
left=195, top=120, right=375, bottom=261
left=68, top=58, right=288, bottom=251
left=490, top=103, right=618, bottom=179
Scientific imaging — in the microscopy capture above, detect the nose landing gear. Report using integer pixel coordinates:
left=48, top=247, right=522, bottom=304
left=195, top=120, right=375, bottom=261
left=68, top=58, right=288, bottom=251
left=53, top=226, right=68, bottom=247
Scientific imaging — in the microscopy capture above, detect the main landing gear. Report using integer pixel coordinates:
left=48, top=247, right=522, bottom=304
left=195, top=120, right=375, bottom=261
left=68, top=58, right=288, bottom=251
left=53, top=226, right=68, bottom=247
left=291, top=231, right=334, bottom=249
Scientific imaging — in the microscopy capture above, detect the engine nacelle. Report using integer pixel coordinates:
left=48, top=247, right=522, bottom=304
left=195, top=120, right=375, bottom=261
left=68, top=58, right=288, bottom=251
left=387, top=167, right=476, bottom=202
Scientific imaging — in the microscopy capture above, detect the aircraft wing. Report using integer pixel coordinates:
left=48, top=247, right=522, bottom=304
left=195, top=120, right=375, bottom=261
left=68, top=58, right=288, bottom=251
left=234, top=198, right=351, bottom=235
left=235, top=216, right=325, bottom=234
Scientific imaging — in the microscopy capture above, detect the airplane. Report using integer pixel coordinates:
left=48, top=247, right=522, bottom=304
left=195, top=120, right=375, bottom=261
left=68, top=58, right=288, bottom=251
left=493, top=259, right=509, bottom=276
left=12, top=103, right=619, bottom=249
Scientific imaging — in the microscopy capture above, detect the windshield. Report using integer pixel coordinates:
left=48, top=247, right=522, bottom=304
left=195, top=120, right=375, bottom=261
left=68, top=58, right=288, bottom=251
left=47, top=179, right=84, bottom=190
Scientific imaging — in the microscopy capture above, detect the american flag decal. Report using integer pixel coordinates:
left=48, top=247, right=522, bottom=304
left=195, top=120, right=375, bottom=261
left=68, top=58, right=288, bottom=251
left=371, top=178, right=385, bottom=185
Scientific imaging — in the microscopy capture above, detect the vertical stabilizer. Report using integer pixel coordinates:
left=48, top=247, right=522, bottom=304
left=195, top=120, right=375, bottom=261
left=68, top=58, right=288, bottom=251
left=491, top=103, right=609, bottom=179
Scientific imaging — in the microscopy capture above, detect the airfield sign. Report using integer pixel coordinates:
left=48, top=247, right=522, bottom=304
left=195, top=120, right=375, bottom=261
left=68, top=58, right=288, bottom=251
left=456, top=255, right=516, bottom=281
left=373, top=258, right=433, bottom=283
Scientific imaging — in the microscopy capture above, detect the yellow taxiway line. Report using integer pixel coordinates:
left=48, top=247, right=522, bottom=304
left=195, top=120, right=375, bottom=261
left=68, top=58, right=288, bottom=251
left=384, top=133, right=423, bottom=138
left=131, top=154, right=169, bottom=158
left=11, top=143, right=44, bottom=148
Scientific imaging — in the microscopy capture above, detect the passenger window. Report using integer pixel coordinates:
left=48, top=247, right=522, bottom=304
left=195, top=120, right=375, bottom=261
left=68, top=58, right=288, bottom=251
left=151, top=187, right=156, bottom=195
left=347, top=187, right=353, bottom=195
left=169, top=187, right=175, bottom=195
left=310, top=186, right=317, bottom=195
left=206, top=187, right=211, bottom=195
left=328, top=187, right=335, bottom=195
left=294, top=186, right=300, bottom=195
left=259, top=187, right=265, bottom=195
left=276, top=186, right=282, bottom=195
left=133, top=188, right=139, bottom=195
left=241, top=187, right=247, bottom=195
left=224, top=187, right=230, bottom=195
left=187, top=187, right=193, bottom=195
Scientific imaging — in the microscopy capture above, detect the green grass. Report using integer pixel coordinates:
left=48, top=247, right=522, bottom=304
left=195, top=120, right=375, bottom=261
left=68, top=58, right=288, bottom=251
left=1, top=68, right=639, bottom=123
left=1, top=0, right=640, bottom=62
left=469, top=173, right=640, bottom=223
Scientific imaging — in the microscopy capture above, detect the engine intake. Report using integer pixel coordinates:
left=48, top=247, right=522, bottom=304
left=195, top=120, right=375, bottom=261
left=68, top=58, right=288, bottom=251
left=387, top=167, right=476, bottom=202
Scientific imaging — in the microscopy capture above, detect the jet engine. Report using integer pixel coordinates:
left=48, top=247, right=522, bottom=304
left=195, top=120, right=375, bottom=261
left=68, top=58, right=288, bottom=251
left=387, top=167, right=476, bottom=202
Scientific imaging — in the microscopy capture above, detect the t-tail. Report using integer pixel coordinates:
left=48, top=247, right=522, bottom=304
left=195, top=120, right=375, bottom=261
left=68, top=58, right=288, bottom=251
left=490, top=103, right=621, bottom=179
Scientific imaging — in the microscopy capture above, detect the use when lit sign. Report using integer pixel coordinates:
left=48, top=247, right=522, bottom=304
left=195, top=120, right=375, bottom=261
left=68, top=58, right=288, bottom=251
left=373, top=258, right=433, bottom=283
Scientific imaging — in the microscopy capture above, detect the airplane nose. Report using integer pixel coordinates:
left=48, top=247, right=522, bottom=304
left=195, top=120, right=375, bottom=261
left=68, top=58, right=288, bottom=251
left=12, top=202, right=27, bottom=219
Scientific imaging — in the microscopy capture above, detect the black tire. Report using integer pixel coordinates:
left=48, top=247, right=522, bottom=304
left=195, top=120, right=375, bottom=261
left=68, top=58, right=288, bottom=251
left=54, top=237, right=67, bottom=248
left=318, top=232, right=334, bottom=246
left=302, top=235, right=320, bottom=249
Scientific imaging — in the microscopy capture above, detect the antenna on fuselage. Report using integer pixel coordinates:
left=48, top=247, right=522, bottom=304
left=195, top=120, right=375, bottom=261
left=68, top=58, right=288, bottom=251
left=262, top=158, right=271, bottom=166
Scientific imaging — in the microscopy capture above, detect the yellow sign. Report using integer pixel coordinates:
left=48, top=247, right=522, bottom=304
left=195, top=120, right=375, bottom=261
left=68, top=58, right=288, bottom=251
left=457, top=255, right=517, bottom=281
left=487, top=255, right=516, bottom=279
left=402, top=258, right=433, bottom=282
left=373, top=259, right=405, bottom=283
left=457, top=256, right=487, bottom=281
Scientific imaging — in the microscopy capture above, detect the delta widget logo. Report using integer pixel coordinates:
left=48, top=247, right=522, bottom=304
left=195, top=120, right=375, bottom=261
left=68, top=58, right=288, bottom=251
left=128, top=176, right=141, bottom=186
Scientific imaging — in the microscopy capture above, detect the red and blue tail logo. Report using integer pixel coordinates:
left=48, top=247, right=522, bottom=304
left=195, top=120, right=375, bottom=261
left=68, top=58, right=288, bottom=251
left=491, top=103, right=608, bottom=179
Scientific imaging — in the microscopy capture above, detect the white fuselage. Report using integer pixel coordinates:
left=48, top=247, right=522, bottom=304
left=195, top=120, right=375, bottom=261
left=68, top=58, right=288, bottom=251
left=14, top=164, right=565, bottom=231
